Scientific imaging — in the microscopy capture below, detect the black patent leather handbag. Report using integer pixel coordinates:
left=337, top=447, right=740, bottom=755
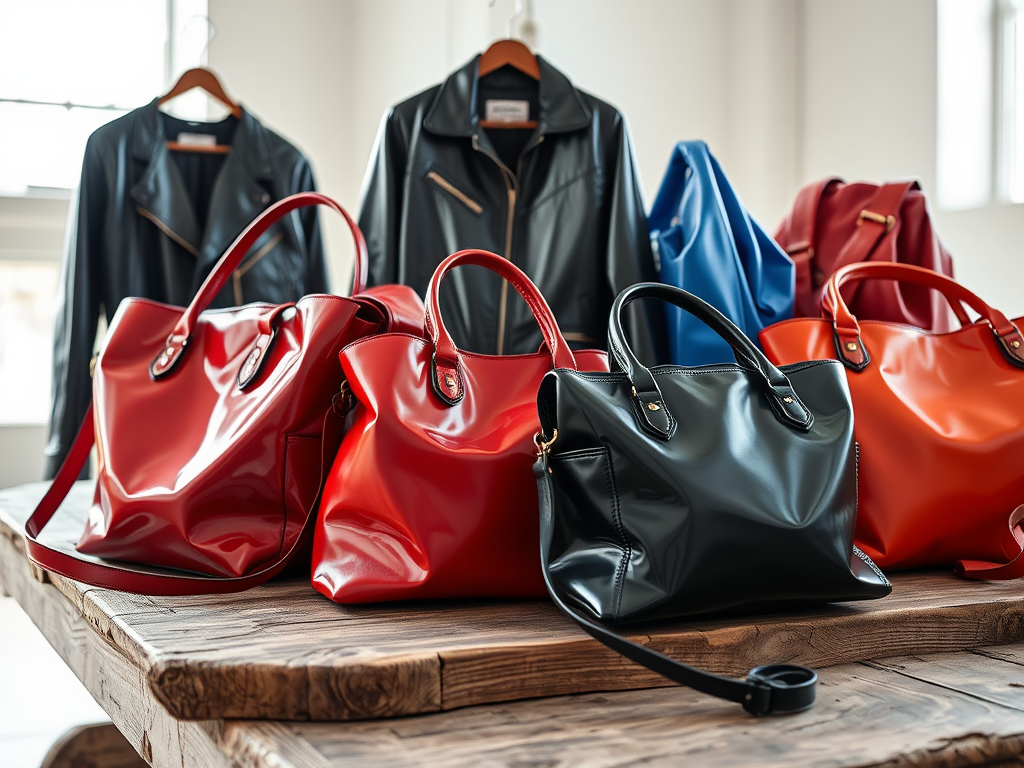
left=534, top=283, right=891, bottom=715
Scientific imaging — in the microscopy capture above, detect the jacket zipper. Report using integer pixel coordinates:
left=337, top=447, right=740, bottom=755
left=426, top=171, right=484, bottom=214
left=471, top=133, right=544, bottom=355
left=232, top=231, right=284, bottom=304
left=136, top=206, right=199, bottom=257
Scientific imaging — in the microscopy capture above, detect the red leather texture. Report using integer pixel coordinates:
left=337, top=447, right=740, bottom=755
left=312, top=250, right=608, bottom=603
left=775, top=178, right=957, bottom=331
left=25, top=193, right=424, bottom=594
left=759, top=263, right=1024, bottom=577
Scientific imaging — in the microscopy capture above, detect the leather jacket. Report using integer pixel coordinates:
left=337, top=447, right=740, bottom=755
left=45, top=100, right=327, bottom=479
left=359, top=55, right=666, bottom=361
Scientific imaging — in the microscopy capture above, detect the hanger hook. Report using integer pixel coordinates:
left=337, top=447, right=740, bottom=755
left=488, top=0, right=523, bottom=39
left=182, top=14, right=216, bottom=65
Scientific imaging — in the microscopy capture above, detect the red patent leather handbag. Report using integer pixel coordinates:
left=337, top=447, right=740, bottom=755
left=775, top=178, right=955, bottom=331
left=312, top=249, right=608, bottom=603
left=24, top=193, right=423, bottom=595
left=759, top=262, right=1024, bottom=578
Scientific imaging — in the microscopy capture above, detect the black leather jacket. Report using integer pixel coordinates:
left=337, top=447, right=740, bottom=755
left=45, top=100, right=327, bottom=479
left=359, top=55, right=666, bottom=360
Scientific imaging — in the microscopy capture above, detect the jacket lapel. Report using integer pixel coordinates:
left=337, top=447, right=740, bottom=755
left=129, top=100, right=202, bottom=256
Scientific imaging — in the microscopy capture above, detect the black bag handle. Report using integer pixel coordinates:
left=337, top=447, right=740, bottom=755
left=608, top=283, right=813, bottom=438
left=534, top=453, right=818, bottom=716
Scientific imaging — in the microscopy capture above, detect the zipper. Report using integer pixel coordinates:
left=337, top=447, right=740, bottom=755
left=426, top=171, right=484, bottom=214
left=232, top=231, right=284, bottom=304
left=136, top=206, right=199, bottom=257
left=471, top=132, right=544, bottom=355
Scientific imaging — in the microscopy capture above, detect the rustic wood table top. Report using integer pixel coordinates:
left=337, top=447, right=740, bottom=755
left=4, top=481, right=1024, bottom=767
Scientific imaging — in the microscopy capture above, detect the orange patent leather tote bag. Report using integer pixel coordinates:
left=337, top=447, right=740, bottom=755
left=24, top=193, right=424, bottom=595
left=775, top=178, right=955, bottom=331
left=759, top=262, right=1024, bottom=578
left=312, top=249, right=609, bottom=603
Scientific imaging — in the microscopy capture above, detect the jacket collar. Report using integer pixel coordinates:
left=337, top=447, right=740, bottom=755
left=130, top=99, right=275, bottom=277
left=423, top=54, right=592, bottom=138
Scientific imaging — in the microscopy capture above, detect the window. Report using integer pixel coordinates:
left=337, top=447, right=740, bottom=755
left=937, top=0, right=1024, bottom=208
left=0, top=0, right=207, bottom=424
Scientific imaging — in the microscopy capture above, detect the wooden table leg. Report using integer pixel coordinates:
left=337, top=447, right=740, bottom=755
left=39, top=722, right=149, bottom=768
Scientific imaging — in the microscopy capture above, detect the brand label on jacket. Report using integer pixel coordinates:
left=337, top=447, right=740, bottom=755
left=176, top=132, right=218, bottom=147
left=484, top=100, right=530, bottom=123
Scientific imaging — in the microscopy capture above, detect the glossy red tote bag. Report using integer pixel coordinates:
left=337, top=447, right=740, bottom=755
left=312, top=250, right=608, bottom=603
left=759, top=262, right=1024, bottom=578
left=775, top=178, right=955, bottom=331
left=25, top=193, right=423, bottom=595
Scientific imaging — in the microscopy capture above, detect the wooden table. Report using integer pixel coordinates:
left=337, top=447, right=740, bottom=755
left=4, top=482, right=1024, bottom=767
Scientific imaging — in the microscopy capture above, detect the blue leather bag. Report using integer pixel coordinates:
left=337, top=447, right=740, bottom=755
left=649, top=141, right=795, bottom=365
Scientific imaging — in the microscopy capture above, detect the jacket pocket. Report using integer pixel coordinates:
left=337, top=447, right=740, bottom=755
left=425, top=169, right=484, bottom=215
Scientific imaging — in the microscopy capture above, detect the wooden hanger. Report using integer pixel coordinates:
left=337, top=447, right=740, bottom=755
left=478, top=2, right=539, bottom=130
left=477, top=40, right=539, bottom=130
left=159, top=68, right=241, bottom=154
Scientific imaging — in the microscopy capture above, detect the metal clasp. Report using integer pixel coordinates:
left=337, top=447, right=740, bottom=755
left=857, top=210, right=896, bottom=232
left=534, top=429, right=558, bottom=457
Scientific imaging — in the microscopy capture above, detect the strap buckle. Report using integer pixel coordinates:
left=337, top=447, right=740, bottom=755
left=743, top=664, right=818, bottom=715
left=534, top=429, right=558, bottom=457
left=857, top=210, right=896, bottom=233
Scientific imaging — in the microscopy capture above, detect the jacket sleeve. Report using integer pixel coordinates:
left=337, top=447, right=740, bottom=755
left=294, top=159, right=328, bottom=294
left=606, top=114, right=668, bottom=364
left=44, top=137, right=106, bottom=480
left=357, top=108, right=408, bottom=288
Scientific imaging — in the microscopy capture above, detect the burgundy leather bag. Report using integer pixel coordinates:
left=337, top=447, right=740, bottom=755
left=775, top=178, right=955, bottom=330
left=312, top=249, right=608, bottom=603
left=24, top=193, right=423, bottom=595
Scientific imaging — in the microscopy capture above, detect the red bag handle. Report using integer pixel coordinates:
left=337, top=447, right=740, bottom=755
left=779, top=177, right=843, bottom=260
left=423, top=250, right=578, bottom=405
left=151, top=192, right=368, bottom=379
left=822, top=262, right=1024, bottom=370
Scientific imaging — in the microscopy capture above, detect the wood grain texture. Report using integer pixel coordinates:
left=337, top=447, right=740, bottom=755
left=9, top=484, right=1024, bottom=767
left=222, top=655, right=1024, bottom=768
left=39, top=722, right=148, bottom=768
left=8, top=481, right=1024, bottom=725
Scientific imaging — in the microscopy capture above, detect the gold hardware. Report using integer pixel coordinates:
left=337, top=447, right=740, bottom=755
left=858, top=210, right=896, bottom=233
left=631, top=386, right=638, bottom=397
left=89, top=356, right=97, bottom=378
left=534, top=429, right=558, bottom=456
left=1013, top=340, right=1021, bottom=349
left=647, top=402, right=661, bottom=411
left=444, top=372, right=457, bottom=390
left=845, top=341, right=859, bottom=352
left=783, top=396, right=794, bottom=404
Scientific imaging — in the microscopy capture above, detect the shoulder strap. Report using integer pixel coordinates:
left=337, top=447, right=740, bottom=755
left=954, top=505, right=1024, bottom=580
left=23, top=403, right=346, bottom=595
left=830, top=180, right=919, bottom=273
left=535, top=454, right=817, bottom=716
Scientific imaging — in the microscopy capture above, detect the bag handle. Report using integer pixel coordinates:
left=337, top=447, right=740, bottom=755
left=22, top=399, right=349, bottom=595
left=423, top=249, right=578, bottom=405
left=608, top=283, right=813, bottom=438
left=534, top=456, right=817, bottom=716
left=779, top=176, right=843, bottom=261
left=151, top=192, right=368, bottom=379
left=647, top=142, right=695, bottom=233
left=822, top=262, right=1024, bottom=371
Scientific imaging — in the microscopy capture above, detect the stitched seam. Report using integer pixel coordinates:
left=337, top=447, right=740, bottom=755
left=527, top=166, right=599, bottom=211
left=603, top=447, right=632, bottom=619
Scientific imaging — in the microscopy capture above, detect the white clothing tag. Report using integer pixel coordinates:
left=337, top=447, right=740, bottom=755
left=176, top=132, right=218, bottom=147
left=484, top=99, right=530, bottom=123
